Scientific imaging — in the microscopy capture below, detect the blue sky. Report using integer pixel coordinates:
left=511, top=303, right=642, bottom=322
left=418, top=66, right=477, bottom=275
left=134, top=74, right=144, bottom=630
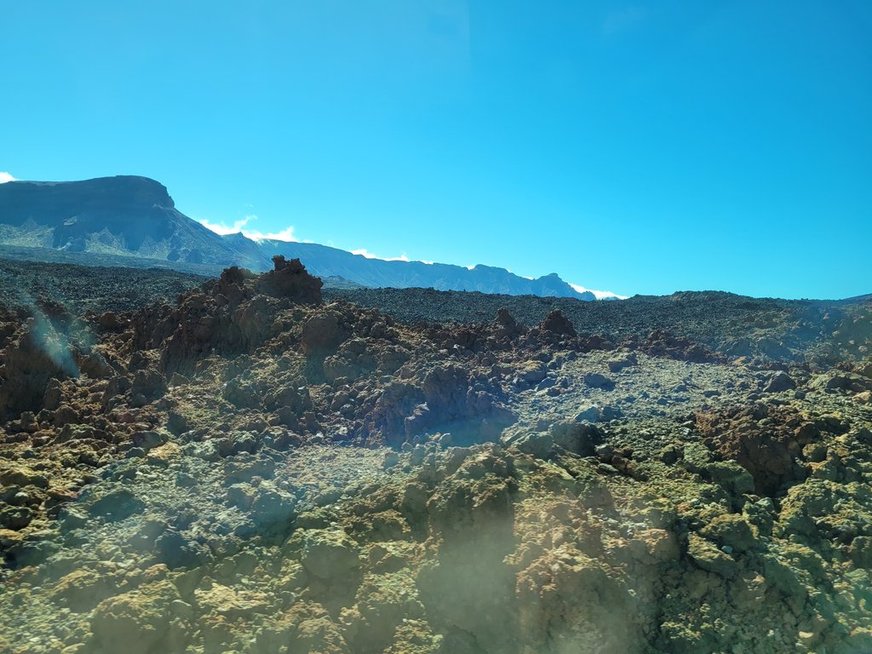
left=1, top=1, right=870, bottom=299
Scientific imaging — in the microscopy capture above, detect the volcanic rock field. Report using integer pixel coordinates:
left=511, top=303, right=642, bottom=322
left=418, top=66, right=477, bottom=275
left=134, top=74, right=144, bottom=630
left=0, top=257, right=870, bottom=653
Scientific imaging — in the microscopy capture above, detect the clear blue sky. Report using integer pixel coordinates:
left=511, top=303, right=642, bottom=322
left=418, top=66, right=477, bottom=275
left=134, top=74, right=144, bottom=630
left=2, top=1, right=870, bottom=299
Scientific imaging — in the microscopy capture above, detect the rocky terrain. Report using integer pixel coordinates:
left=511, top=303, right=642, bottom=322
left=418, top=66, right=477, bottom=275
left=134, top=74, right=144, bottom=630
left=0, top=257, right=870, bottom=653
left=329, top=287, right=872, bottom=365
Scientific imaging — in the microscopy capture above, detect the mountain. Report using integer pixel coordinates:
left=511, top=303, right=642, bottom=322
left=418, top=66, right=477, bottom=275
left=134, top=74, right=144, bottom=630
left=0, top=175, right=597, bottom=300
left=251, top=239, right=592, bottom=299
left=0, top=176, right=264, bottom=270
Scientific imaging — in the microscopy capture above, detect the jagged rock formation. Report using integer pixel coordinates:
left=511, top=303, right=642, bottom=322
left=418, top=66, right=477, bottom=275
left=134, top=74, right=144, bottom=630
left=255, top=256, right=323, bottom=302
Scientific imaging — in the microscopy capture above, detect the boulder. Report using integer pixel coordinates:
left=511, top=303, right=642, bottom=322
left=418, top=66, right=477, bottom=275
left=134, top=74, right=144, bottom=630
left=222, top=377, right=261, bottom=408
left=255, top=256, right=323, bottom=303
left=0, top=318, right=76, bottom=420
left=132, top=430, right=167, bottom=451
left=687, top=533, right=738, bottom=579
left=574, top=404, right=622, bottom=423
left=516, top=421, right=603, bottom=458
left=607, top=353, right=638, bottom=372
left=495, top=308, right=524, bottom=339
left=90, top=580, right=187, bottom=653
left=154, top=529, right=209, bottom=569
left=699, top=513, right=758, bottom=553
left=515, top=360, right=548, bottom=386
left=540, top=310, right=577, bottom=338
left=288, top=528, right=361, bottom=582
left=583, top=372, right=615, bottom=390
left=763, top=371, right=796, bottom=393
left=300, top=312, right=349, bottom=357
left=88, top=488, right=145, bottom=521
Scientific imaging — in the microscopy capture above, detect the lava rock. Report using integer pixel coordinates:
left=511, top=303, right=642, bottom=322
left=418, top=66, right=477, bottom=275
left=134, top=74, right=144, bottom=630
left=255, top=256, right=323, bottom=303
left=764, top=371, right=796, bottom=393
left=583, top=372, right=615, bottom=390
left=132, top=430, right=167, bottom=451
left=540, top=310, right=577, bottom=338
left=289, top=528, right=361, bottom=582
left=88, top=488, right=145, bottom=521
left=607, top=353, right=638, bottom=372
left=154, top=529, right=208, bottom=569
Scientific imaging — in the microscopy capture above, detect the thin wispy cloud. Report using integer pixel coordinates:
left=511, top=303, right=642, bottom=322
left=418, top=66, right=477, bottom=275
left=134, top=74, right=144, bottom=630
left=352, top=248, right=410, bottom=262
left=197, top=215, right=297, bottom=242
left=0, top=172, right=16, bottom=184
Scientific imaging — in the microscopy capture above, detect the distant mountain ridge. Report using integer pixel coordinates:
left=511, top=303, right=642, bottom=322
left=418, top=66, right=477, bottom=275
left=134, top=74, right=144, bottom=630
left=0, top=175, right=598, bottom=300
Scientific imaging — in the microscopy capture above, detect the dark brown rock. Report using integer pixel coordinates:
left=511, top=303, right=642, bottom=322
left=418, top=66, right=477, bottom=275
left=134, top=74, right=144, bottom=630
left=255, top=256, right=323, bottom=303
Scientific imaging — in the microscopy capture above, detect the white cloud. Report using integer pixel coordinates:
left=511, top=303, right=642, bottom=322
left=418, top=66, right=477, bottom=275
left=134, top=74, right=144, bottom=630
left=197, top=214, right=255, bottom=235
left=0, top=172, right=16, bottom=184
left=243, top=226, right=297, bottom=242
left=570, top=282, right=628, bottom=301
left=197, top=214, right=297, bottom=242
left=351, top=248, right=410, bottom=262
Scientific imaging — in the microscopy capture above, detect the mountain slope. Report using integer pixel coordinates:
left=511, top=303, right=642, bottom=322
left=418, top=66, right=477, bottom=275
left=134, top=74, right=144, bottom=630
left=0, top=175, right=597, bottom=300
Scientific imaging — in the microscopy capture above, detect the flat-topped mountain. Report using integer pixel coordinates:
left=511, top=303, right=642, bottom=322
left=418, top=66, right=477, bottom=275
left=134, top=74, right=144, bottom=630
left=0, top=175, right=597, bottom=300
left=0, top=176, right=263, bottom=269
